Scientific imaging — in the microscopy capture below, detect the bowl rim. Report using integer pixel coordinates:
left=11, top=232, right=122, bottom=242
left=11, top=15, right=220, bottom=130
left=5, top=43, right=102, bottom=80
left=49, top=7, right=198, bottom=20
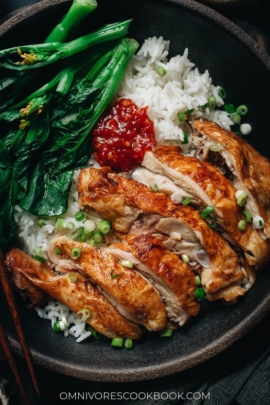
left=1, top=0, right=270, bottom=382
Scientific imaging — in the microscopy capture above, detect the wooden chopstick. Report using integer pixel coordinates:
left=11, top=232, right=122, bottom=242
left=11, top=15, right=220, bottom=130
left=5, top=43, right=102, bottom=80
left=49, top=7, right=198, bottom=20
left=0, top=251, right=40, bottom=398
left=0, top=322, right=30, bottom=405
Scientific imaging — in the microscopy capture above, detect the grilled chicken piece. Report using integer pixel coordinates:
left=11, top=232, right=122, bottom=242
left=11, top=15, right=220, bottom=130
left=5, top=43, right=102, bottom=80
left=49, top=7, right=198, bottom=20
left=141, top=145, right=270, bottom=269
left=5, top=248, right=141, bottom=339
left=78, top=167, right=247, bottom=295
left=193, top=118, right=270, bottom=241
left=105, top=234, right=200, bottom=326
left=51, top=236, right=167, bottom=332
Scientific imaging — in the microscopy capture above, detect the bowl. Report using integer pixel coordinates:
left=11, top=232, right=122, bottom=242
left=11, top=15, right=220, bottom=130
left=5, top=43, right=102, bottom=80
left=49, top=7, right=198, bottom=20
left=0, top=0, right=270, bottom=382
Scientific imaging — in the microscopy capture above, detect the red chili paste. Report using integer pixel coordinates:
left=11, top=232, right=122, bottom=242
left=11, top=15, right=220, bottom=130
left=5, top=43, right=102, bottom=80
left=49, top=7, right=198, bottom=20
left=92, top=98, right=156, bottom=172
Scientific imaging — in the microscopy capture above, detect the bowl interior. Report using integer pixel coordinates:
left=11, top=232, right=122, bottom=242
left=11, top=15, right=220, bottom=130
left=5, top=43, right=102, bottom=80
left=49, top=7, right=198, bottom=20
left=0, top=0, right=270, bottom=382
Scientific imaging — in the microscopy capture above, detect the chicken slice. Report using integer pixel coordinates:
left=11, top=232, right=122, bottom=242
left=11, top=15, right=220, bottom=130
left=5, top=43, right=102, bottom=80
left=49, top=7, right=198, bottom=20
left=51, top=236, right=167, bottom=332
left=78, top=167, right=246, bottom=295
left=193, top=118, right=270, bottom=242
left=5, top=248, right=141, bottom=339
left=105, top=234, right=200, bottom=326
left=141, top=145, right=270, bottom=269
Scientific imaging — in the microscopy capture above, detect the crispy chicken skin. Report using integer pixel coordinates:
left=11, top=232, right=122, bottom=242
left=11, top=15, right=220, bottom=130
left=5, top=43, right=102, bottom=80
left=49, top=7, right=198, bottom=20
left=5, top=248, right=141, bottom=339
left=78, top=167, right=246, bottom=295
left=108, top=234, right=200, bottom=322
left=193, top=118, right=270, bottom=241
left=51, top=236, right=167, bottom=332
left=142, top=145, right=270, bottom=268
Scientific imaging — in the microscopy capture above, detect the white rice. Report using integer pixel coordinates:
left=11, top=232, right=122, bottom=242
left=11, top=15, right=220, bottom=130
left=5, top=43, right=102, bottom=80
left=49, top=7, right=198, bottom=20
left=15, top=37, right=234, bottom=343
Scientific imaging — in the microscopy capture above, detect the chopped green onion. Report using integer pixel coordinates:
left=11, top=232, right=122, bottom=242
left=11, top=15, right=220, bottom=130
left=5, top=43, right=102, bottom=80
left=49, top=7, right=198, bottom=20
left=54, top=248, right=62, bottom=255
left=200, top=103, right=208, bottom=110
left=181, top=197, right=191, bottom=206
left=74, top=234, right=86, bottom=242
left=177, top=112, right=185, bottom=122
left=243, top=210, right=252, bottom=223
left=200, top=206, right=214, bottom=218
left=84, top=219, right=96, bottom=232
left=208, top=96, right=216, bottom=110
left=70, top=247, right=81, bottom=260
left=97, top=219, right=111, bottom=234
left=86, top=325, right=102, bottom=339
left=33, top=246, right=41, bottom=256
left=34, top=255, right=46, bottom=263
left=66, top=222, right=75, bottom=230
left=52, top=321, right=62, bottom=332
left=160, top=329, right=173, bottom=337
left=237, top=193, right=248, bottom=207
left=156, top=66, right=166, bottom=77
left=224, top=104, right=235, bottom=114
left=210, top=152, right=219, bottom=163
left=120, top=260, right=134, bottom=269
left=124, top=338, right=133, bottom=349
left=205, top=216, right=217, bottom=228
left=252, top=216, right=264, bottom=229
left=240, top=123, right=252, bottom=135
left=37, top=218, right=47, bottom=227
left=238, top=220, right=247, bottom=231
left=74, top=210, right=85, bottom=222
left=181, top=131, right=189, bottom=144
left=55, top=217, right=64, bottom=231
left=86, top=239, right=99, bottom=247
left=231, top=113, right=241, bottom=124
left=184, top=109, right=195, bottom=116
left=82, top=228, right=92, bottom=237
left=68, top=272, right=78, bottom=283
left=235, top=132, right=242, bottom=137
left=218, top=87, right=227, bottom=99
left=111, top=338, right=124, bottom=347
left=195, top=275, right=201, bottom=285
left=194, top=287, right=206, bottom=300
left=150, top=184, right=159, bottom=192
left=236, top=105, right=248, bottom=116
left=92, top=231, right=103, bottom=243
left=209, top=144, right=221, bottom=152
left=110, top=271, right=120, bottom=279
left=77, top=308, right=91, bottom=322
left=181, top=254, right=189, bottom=264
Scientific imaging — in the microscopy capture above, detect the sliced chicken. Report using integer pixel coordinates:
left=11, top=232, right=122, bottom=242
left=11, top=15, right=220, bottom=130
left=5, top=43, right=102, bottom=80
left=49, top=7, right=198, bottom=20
left=5, top=248, right=141, bottom=339
left=51, top=235, right=167, bottom=332
left=193, top=118, right=270, bottom=242
left=105, top=234, right=200, bottom=326
left=78, top=167, right=247, bottom=296
left=141, top=145, right=270, bottom=268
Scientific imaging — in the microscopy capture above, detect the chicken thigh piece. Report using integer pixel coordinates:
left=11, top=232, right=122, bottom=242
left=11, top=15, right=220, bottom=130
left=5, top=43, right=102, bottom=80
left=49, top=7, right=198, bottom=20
left=5, top=248, right=141, bottom=339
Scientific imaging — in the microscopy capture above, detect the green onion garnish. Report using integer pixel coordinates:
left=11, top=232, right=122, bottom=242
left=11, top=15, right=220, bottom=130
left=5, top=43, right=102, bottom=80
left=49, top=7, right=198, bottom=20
left=236, top=105, right=248, bottom=116
left=210, top=152, right=219, bottom=163
left=231, top=113, right=241, bottom=124
left=218, top=87, right=227, bottom=99
left=195, top=275, right=201, bottom=285
left=184, top=108, right=195, bottom=116
left=110, top=271, right=120, bottom=279
left=160, top=329, right=173, bottom=337
left=55, top=217, right=64, bottom=231
left=37, top=218, right=47, bottom=227
left=235, top=132, right=242, bottom=137
left=205, top=217, right=217, bottom=228
left=156, top=66, right=166, bottom=77
left=92, top=231, right=103, bottom=243
left=150, top=184, right=159, bottom=192
left=124, top=338, right=133, bottom=349
left=200, top=206, right=214, bottom=218
left=54, top=248, right=62, bottom=255
left=243, top=210, right=252, bottom=223
left=74, top=210, right=85, bottom=222
left=34, top=255, right=46, bottom=263
left=181, top=254, right=189, bottom=264
left=74, top=234, right=86, bottom=242
left=70, top=247, right=81, bottom=260
left=181, top=197, right=191, bottom=206
left=224, top=104, right=235, bottom=114
left=77, top=308, right=91, bottom=322
left=52, top=321, right=62, bottom=332
left=238, top=220, right=247, bottom=231
left=194, top=287, right=206, bottom=300
left=86, top=239, right=99, bottom=247
left=33, top=247, right=41, bottom=256
left=66, top=222, right=75, bottom=230
left=240, top=123, right=252, bottom=135
left=84, top=219, right=96, bottom=232
left=111, top=338, right=124, bottom=347
left=208, top=95, right=216, bottom=110
left=86, top=325, right=102, bottom=340
left=181, top=131, right=189, bottom=144
left=68, top=272, right=78, bottom=283
left=97, top=219, right=111, bottom=235
left=209, top=144, right=221, bottom=152
left=82, top=228, right=92, bottom=237
left=237, top=193, right=248, bottom=207
left=177, top=112, right=185, bottom=122
left=120, top=260, right=134, bottom=269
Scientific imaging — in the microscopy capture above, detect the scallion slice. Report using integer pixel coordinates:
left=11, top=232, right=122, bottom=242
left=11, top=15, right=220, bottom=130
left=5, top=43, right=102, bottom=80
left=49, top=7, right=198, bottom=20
left=37, top=218, right=47, bottom=227
left=74, top=210, right=85, bottom=222
left=231, top=113, right=241, bottom=124
left=68, top=272, right=78, bottom=283
left=54, top=248, right=62, bottom=255
left=156, top=66, right=166, bottom=77
left=120, top=260, right=134, bottom=269
left=240, top=123, right=252, bottom=135
left=243, top=210, right=252, bottom=223
left=33, top=247, right=41, bottom=256
left=200, top=206, right=214, bottom=218
left=181, top=254, right=190, bottom=264
left=150, top=184, right=159, bottom=192
left=66, top=222, right=75, bottom=230
left=224, top=104, right=235, bottom=114
left=92, top=231, right=103, bottom=243
left=252, top=216, right=264, bottom=229
left=70, top=247, right=81, bottom=260
left=181, top=131, right=189, bottom=144
left=84, top=219, right=96, bottom=232
left=52, top=321, right=61, bottom=332
left=205, top=216, right=217, bottom=228
left=194, top=287, right=206, bottom=300
left=209, top=144, right=221, bottom=152
left=181, top=197, right=191, bottom=206
left=86, top=325, right=102, bottom=339
left=111, top=338, right=124, bottom=347
left=195, top=275, right=201, bottom=286
left=237, top=193, right=248, bottom=207
left=97, top=219, right=111, bottom=234
left=55, top=217, right=64, bottom=230
left=218, top=87, right=227, bottom=99
left=86, top=239, right=99, bottom=247
left=236, top=105, right=248, bottom=116
left=124, top=338, right=133, bottom=349
left=77, top=308, right=91, bottom=322
left=34, top=255, right=46, bottom=263
left=208, top=95, right=216, bottom=110
left=160, top=329, right=173, bottom=337
left=184, top=109, right=195, bottom=116
left=177, top=112, right=185, bottom=122
left=110, top=271, right=120, bottom=279
left=238, top=220, right=247, bottom=231
left=210, top=152, right=219, bottom=163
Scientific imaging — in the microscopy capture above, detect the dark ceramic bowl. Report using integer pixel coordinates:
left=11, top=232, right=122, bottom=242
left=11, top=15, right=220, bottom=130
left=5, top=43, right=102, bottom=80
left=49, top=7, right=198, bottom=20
left=0, top=0, right=270, bottom=382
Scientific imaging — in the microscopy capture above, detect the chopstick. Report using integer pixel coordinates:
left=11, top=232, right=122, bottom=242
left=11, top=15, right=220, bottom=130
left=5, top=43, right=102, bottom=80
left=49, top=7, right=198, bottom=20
left=0, top=251, right=40, bottom=399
